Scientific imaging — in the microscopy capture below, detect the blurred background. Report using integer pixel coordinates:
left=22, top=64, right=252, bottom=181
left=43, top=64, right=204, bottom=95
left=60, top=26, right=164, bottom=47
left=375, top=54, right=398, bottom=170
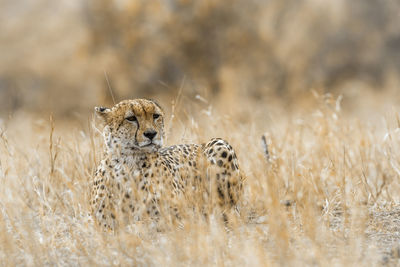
left=0, top=0, right=399, bottom=117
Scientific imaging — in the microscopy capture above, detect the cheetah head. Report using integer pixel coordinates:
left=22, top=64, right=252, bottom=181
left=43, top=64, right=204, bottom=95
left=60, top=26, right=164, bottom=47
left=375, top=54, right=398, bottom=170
left=95, top=99, right=165, bottom=154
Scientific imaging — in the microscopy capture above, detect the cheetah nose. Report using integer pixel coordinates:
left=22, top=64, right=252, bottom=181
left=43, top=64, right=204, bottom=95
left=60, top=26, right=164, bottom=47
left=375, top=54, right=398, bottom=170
left=144, top=130, right=157, bottom=141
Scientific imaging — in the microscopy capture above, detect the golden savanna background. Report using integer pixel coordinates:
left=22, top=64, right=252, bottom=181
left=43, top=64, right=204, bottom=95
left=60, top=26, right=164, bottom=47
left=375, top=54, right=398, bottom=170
left=1, top=0, right=400, bottom=265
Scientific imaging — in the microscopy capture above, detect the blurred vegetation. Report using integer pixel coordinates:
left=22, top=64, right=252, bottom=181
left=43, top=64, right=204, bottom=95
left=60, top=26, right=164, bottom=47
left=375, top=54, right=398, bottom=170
left=0, top=0, right=399, bottom=114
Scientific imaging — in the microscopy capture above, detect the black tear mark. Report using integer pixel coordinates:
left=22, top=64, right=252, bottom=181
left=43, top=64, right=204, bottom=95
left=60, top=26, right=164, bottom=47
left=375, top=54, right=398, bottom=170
left=134, top=121, right=139, bottom=145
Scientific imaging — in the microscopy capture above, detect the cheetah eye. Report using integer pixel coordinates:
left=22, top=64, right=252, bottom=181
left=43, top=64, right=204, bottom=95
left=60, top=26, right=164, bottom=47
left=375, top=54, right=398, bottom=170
left=126, top=115, right=137, bottom=122
left=153, top=114, right=160, bottom=120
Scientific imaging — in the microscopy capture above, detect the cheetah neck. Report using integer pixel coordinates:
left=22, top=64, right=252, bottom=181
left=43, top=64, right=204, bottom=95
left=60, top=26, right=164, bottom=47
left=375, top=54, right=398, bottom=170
left=104, top=149, right=157, bottom=171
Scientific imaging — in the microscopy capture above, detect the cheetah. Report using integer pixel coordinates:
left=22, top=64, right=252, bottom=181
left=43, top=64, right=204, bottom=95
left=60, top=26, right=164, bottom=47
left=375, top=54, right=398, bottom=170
left=90, top=99, right=243, bottom=230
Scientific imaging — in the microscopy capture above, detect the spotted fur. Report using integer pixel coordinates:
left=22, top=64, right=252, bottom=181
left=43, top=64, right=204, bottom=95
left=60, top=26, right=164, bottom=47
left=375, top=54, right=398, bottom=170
left=90, top=99, right=243, bottom=230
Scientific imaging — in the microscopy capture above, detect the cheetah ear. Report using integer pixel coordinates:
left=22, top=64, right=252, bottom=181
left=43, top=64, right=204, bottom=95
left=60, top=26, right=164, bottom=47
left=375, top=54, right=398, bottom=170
left=95, top=106, right=111, bottom=121
left=147, top=98, right=164, bottom=112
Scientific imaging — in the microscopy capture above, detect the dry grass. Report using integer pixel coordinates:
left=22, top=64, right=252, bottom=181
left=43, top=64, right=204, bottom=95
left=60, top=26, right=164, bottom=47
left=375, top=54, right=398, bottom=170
left=1, top=92, right=400, bottom=266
